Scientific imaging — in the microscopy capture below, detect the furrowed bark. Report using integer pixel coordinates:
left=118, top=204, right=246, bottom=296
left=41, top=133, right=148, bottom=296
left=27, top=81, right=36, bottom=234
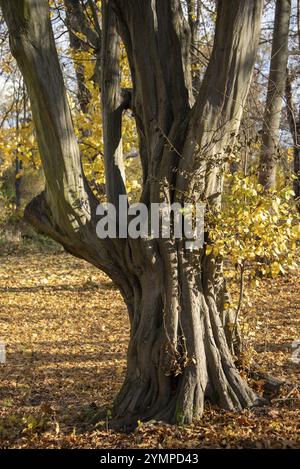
left=258, top=0, right=291, bottom=190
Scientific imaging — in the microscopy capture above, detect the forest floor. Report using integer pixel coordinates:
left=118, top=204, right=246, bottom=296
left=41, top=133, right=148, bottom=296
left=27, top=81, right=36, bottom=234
left=0, top=251, right=299, bottom=449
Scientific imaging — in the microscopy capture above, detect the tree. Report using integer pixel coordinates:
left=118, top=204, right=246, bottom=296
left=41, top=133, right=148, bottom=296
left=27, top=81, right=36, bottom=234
left=285, top=0, right=300, bottom=210
left=286, top=68, right=300, bottom=209
left=1, top=0, right=263, bottom=426
left=0, top=50, right=36, bottom=211
left=64, top=0, right=93, bottom=115
left=258, top=0, right=291, bottom=189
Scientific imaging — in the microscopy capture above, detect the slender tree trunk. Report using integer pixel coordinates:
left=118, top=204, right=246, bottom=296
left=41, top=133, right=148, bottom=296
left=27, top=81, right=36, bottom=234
left=186, top=0, right=201, bottom=95
left=65, top=5, right=92, bottom=114
left=15, top=157, right=22, bottom=209
left=101, top=0, right=126, bottom=206
left=286, top=69, right=300, bottom=208
left=1, top=0, right=263, bottom=426
left=258, top=0, right=291, bottom=189
left=64, top=0, right=104, bottom=115
left=15, top=101, right=22, bottom=210
left=294, top=145, right=300, bottom=204
left=285, top=0, right=300, bottom=209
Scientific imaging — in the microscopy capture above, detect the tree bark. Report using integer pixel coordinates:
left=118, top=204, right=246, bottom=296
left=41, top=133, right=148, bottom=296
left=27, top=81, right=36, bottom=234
left=101, top=0, right=126, bottom=207
left=186, top=0, right=202, bottom=94
left=64, top=0, right=103, bottom=98
left=65, top=1, right=92, bottom=114
left=286, top=69, right=300, bottom=209
left=285, top=0, right=300, bottom=209
left=1, top=0, right=263, bottom=426
left=258, top=0, right=291, bottom=189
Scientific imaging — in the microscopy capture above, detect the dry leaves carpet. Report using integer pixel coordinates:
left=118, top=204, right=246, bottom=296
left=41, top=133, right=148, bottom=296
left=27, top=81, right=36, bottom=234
left=0, top=252, right=299, bottom=448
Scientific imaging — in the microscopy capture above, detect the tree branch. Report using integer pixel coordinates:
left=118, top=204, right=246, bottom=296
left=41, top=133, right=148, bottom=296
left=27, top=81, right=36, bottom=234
left=101, top=0, right=127, bottom=207
left=64, top=0, right=100, bottom=50
left=176, top=0, right=264, bottom=203
left=111, top=0, right=194, bottom=187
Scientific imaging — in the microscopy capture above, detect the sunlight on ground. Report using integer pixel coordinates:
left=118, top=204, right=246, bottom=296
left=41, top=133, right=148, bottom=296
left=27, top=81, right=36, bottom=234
left=0, top=253, right=299, bottom=448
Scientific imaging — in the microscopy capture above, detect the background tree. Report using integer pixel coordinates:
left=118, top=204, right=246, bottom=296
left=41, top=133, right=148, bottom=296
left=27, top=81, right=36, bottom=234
left=259, top=0, right=291, bottom=189
left=285, top=0, right=300, bottom=208
left=64, top=0, right=94, bottom=114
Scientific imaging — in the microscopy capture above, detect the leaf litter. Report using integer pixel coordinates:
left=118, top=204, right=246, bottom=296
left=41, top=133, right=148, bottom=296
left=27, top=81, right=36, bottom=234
left=0, top=253, right=299, bottom=448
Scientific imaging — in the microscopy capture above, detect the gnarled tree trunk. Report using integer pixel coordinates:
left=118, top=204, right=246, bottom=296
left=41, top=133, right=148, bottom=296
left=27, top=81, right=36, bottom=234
left=1, top=0, right=263, bottom=426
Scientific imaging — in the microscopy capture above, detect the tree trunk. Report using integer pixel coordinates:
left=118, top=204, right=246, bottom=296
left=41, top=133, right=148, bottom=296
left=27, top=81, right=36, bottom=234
left=285, top=0, right=300, bottom=209
left=294, top=146, right=300, bottom=205
left=286, top=69, right=300, bottom=209
left=65, top=2, right=92, bottom=114
left=101, top=0, right=126, bottom=206
left=258, top=0, right=291, bottom=189
left=112, top=242, right=255, bottom=425
left=1, top=0, right=263, bottom=426
left=186, top=0, right=202, bottom=95
left=15, top=156, right=22, bottom=209
left=64, top=0, right=103, bottom=113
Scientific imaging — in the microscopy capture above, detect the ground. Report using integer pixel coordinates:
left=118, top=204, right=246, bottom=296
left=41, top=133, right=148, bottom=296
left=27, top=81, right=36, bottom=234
left=0, top=252, right=299, bottom=448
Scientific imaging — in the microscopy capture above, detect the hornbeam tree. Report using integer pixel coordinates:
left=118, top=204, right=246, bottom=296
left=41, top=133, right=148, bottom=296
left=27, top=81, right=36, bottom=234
left=1, top=0, right=263, bottom=426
